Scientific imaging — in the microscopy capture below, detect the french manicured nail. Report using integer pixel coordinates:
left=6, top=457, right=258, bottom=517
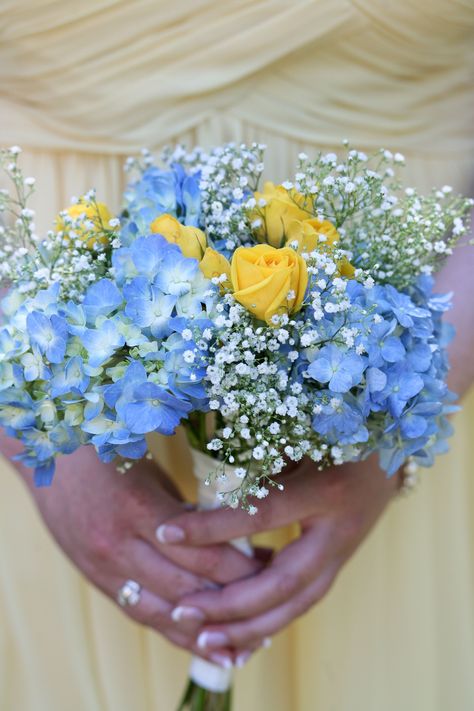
left=197, top=631, right=230, bottom=650
left=235, top=651, right=252, bottom=668
left=171, top=606, right=205, bottom=623
left=210, top=653, right=233, bottom=670
left=156, top=524, right=185, bottom=543
left=262, top=637, right=272, bottom=649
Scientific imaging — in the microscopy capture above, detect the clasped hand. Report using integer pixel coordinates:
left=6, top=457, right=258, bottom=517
left=160, top=455, right=399, bottom=665
left=18, top=438, right=398, bottom=669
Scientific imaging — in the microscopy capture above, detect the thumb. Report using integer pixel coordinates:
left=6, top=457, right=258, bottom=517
left=156, top=469, right=315, bottom=546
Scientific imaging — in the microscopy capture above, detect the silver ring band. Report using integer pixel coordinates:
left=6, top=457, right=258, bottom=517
left=117, top=579, right=142, bottom=607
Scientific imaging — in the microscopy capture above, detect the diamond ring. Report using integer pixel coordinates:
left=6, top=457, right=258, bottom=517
left=117, top=579, right=142, bottom=607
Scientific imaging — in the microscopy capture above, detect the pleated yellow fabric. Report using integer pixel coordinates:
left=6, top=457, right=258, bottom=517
left=1, top=2, right=473, bottom=709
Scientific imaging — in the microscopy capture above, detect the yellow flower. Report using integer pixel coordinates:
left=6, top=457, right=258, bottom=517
left=199, top=248, right=231, bottom=288
left=56, top=199, right=113, bottom=250
left=337, top=256, right=356, bottom=278
left=286, top=218, right=355, bottom=277
left=248, top=182, right=311, bottom=248
left=230, top=244, right=308, bottom=324
left=286, top=218, right=340, bottom=253
left=151, top=214, right=207, bottom=260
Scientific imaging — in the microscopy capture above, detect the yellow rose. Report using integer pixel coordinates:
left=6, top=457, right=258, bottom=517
left=56, top=199, right=113, bottom=249
left=151, top=214, right=206, bottom=260
left=286, top=218, right=340, bottom=253
left=230, top=244, right=308, bottom=324
left=199, top=248, right=231, bottom=288
left=248, top=182, right=311, bottom=248
left=337, top=256, right=356, bottom=278
left=286, top=218, right=355, bottom=278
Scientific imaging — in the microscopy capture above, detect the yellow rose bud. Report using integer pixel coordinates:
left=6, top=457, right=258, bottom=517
left=230, top=244, right=308, bottom=325
left=287, top=218, right=355, bottom=277
left=199, top=248, right=231, bottom=288
left=286, top=218, right=340, bottom=253
left=249, top=182, right=311, bottom=248
left=56, top=199, right=113, bottom=250
left=337, top=256, right=356, bottom=278
left=151, top=213, right=207, bottom=260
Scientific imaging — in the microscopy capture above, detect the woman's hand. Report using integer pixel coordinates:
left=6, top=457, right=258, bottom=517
left=158, top=456, right=400, bottom=655
left=3, top=437, right=262, bottom=668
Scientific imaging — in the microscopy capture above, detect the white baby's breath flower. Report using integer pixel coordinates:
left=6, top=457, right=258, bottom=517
left=252, top=446, right=265, bottom=461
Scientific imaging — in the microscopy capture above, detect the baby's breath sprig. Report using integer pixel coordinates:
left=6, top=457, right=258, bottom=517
left=202, top=279, right=352, bottom=512
left=292, top=145, right=472, bottom=289
left=0, top=148, right=120, bottom=300
left=0, top=146, right=40, bottom=290
left=167, top=142, right=266, bottom=256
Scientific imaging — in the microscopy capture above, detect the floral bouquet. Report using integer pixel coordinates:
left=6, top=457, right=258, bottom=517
left=0, top=143, right=471, bottom=710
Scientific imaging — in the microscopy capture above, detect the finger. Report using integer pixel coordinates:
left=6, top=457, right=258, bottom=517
left=112, top=577, right=252, bottom=669
left=171, top=525, right=331, bottom=624
left=102, top=573, right=204, bottom=653
left=134, top=493, right=264, bottom=584
left=196, top=562, right=339, bottom=651
left=117, top=587, right=202, bottom=653
left=153, top=535, right=264, bottom=585
left=126, top=538, right=209, bottom=602
left=156, top=469, right=318, bottom=546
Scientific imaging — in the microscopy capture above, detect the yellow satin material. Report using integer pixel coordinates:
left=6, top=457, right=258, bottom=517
left=1, top=2, right=474, bottom=709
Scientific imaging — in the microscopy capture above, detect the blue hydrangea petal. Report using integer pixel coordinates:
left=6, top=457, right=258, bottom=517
left=82, top=279, right=123, bottom=324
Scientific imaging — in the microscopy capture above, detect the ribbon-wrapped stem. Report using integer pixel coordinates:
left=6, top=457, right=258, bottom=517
left=175, top=449, right=252, bottom=711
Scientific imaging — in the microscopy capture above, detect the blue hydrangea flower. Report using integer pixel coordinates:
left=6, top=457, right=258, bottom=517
left=154, top=251, right=199, bottom=297
left=312, top=392, right=369, bottom=445
left=121, top=165, right=202, bottom=246
left=364, top=319, right=405, bottom=367
left=382, top=284, right=431, bottom=328
left=21, top=346, right=52, bottom=382
left=50, top=356, right=89, bottom=397
left=118, top=381, right=192, bottom=435
left=82, top=279, right=123, bottom=325
left=307, top=344, right=366, bottom=393
left=80, top=319, right=126, bottom=368
left=123, top=277, right=177, bottom=338
left=372, top=363, right=424, bottom=418
left=26, top=311, right=68, bottom=364
left=0, top=389, right=37, bottom=429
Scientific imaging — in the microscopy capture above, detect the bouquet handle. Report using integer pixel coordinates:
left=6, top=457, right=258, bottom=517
left=187, top=449, right=252, bottom=695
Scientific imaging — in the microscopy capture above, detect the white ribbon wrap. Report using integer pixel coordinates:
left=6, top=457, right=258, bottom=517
left=189, top=449, right=252, bottom=693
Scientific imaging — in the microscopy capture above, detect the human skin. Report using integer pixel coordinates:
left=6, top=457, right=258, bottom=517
left=157, top=227, right=474, bottom=662
left=0, top=434, right=265, bottom=667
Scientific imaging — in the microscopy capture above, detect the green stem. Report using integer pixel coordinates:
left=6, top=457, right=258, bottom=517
left=176, top=679, right=232, bottom=711
left=184, top=412, right=209, bottom=454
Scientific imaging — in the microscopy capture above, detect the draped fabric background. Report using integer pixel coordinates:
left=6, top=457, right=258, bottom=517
left=1, top=2, right=474, bottom=709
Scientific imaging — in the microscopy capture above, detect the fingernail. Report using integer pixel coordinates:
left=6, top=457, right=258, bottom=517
left=209, top=653, right=233, bottom=670
left=171, top=606, right=205, bottom=623
left=235, top=651, right=252, bottom=668
left=262, top=637, right=272, bottom=649
left=197, top=631, right=230, bottom=650
left=156, top=524, right=185, bottom=543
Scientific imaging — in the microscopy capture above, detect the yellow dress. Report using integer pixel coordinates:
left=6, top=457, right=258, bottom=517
left=1, top=2, right=474, bottom=709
